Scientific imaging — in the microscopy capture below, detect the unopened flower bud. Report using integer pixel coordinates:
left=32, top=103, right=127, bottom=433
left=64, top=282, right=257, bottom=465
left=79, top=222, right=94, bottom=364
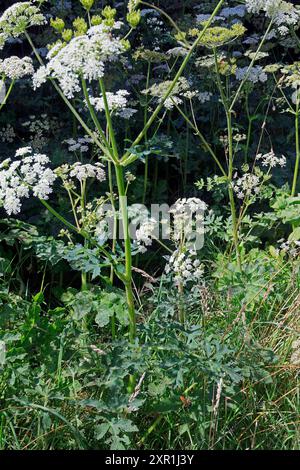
left=50, top=17, right=65, bottom=33
left=127, top=10, right=141, bottom=28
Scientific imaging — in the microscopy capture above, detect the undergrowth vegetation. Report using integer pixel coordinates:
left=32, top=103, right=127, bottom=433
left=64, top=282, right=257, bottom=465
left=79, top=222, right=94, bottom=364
left=1, top=0, right=300, bottom=450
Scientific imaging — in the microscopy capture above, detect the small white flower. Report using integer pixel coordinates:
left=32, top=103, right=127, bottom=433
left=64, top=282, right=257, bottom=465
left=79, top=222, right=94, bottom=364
left=0, top=56, right=34, bottom=80
left=0, top=148, right=56, bottom=215
left=32, top=23, right=126, bottom=99
left=235, top=65, right=268, bottom=84
left=15, top=146, right=32, bottom=157
left=257, top=150, right=286, bottom=167
left=69, top=162, right=106, bottom=182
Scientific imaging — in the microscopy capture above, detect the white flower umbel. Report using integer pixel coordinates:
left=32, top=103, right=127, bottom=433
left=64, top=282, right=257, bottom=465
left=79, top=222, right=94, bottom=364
left=233, top=173, right=261, bottom=199
left=0, top=124, right=15, bottom=143
left=135, top=217, right=157, bottom=253
left=235, top=65, right=268, bottom=84
left=198, top=91, right=213, bottom=104
left=69, top=162, right=106, bottom=182
left=0, top=56, right=34, bottom=80
left=143, top=77, right=191, bottom=111
left=245, top=1, right=300, bottom=32
left=89, top=90, right=137, bottom=119
left=246, top=0, right=282, bottom=15
left=165, top=248, right=204, bottom=287
left=169, top=198, right=207, bottom=245
left=33, top=23, right=126, bottom=99
left=220, top=6, right=247, bottom=18
left=0, top=147, right=56, bottom=215
left=0, top=2, right=46, bottom=39
left=257, top=150, right=286, bottom=167
left=63, top=136, right=93, bottom=153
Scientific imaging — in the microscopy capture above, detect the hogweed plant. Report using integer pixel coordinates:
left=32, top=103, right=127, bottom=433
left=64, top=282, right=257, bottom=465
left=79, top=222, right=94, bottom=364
left=0, top=0, right=226, bottom=343
left=1, top=0, right=300, bottom=451
left=0, top=0, right=299, bottom=338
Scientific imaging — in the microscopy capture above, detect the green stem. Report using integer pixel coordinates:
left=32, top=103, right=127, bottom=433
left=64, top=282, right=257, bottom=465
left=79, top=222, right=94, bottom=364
left=115, top=164, right=136, bottom=342
left=175, top=101, right=227, bottom=177
left=292, top=104, right=300, bottom=197
left=213, top=49, right=241, bottom=269
left=99, top=78, right=136, bottom=341
left=80, top=180, right=88, bottom=292
left=81, top=77, right=112, bottom=154
left=99, top=78, right=119, bottom=163
left=108, top=159, right=117, bottom=340
left=226, top=111, right=241, bottom=271
left=178, top=282, right=185, bottom=324
left=244, top=93, right=252, bottom=163
left=142, top=61, right=151, bottom=205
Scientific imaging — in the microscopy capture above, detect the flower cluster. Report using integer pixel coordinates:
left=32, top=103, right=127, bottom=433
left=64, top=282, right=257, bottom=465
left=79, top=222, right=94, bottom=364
left=0, top=56, right=34, bottom=80
left=64, top=136, right=93, bottom=153
left=143, top=77, right=192, bottom=110
left=233, top=173, right=261, bottom=199
left=279, top=62, right=300, bottom=104
left=246, top=0, right=283, bottom=16
left=168, top=198, right=207, bottom=245
left=0, top=147, right=56, bottom=215
left=128, top=0, right=140, bottom=13
left=193, top=23, right=246, bottom=48
left=235, top=65, right=268, bottom=84
left=165, top=249, right=204, bottom=287
left=135, top=218, right=157, bottom=253
left=245, top=0, right=300, bottom=35
left=89, top=90, right=137, bottom=119
left=55, top=162, right=106, bottom=183
left=279, top=238, right=300, bottom=258
left=0, top=1, right=45, bottom=44
left=257, top=150, right=286, bottom=167
left=0, top=124, right=15, bottom=143
left=69, top=162, right=106, bottom=182
left=220, top=6, right=247, bottom=18
left=33, top=23, right=126, bottom=99
left=22, top=114, right=63, bottom=150
left=198, top=91, right=213, bottom=104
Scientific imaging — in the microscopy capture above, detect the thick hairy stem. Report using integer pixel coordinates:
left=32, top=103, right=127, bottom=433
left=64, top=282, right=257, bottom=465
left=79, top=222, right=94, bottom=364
left=292, top=105, right=300, bottom=197
left=98, top=79, right=136, bottom=340
left=115, top=164, right=136, bottom=342
left=178, top=282, right=185, bottom=324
